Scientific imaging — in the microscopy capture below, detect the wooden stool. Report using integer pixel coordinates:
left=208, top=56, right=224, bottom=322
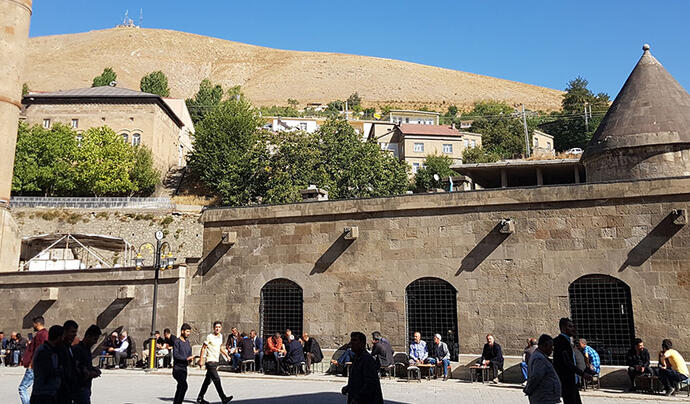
left=241, top=360, right=255, bottom=373
left=407, top=366, right=421, bottom=382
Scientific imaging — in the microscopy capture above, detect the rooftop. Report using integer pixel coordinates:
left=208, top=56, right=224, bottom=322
left=398, top=123, right=462, bottom=137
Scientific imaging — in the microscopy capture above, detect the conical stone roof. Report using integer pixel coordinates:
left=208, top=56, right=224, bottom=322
left=582, top=44, right=690, bottom=159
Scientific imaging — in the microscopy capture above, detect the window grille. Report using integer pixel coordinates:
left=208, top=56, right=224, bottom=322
left=260, top=279, right=303, bottom=341
left=568, top=275, right=635, bottom=365
left=406, top=277, right=459, bottom=361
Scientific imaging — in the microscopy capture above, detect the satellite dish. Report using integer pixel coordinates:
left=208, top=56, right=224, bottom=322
left=108, top=81, right=118, bottom=87
left=433, top=174, right=440, bottom=181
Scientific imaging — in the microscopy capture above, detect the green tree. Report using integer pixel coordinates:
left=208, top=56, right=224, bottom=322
left=462, top=101, right=514, bottom=118
left=461, top=146, right=502, bottom=164
left=140, top=71, right=170, bottom=97
left=12, top=122, right=78, bottom=196
left=287, top=98, right=299, bottom=109
left=130, top=146, right=160, bottom=195
left=347, top=92, right=362, bottom=109
left=185, top=79, right=224, bottom=124
left=187, top=99, right=268, bottom=205
left=73, top=127, right=137, bottom=196
left=413, top=154, right=456, bottom=192
left=92, top=67, right=117, bottom=87
left=22, top=83, right=30, bottom=96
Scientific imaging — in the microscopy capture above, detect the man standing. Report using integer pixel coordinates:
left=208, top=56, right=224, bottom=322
left=553, top=318, right=588, bottom=404
left=521, top=338, right=538, bottom=386
left=408, top=332, right=427, bottom=365
left=30, top=325, right=64, bottom=404
left=172, top=323, right=193, bottom=404
left=301, top=333, right=323, bottom=375
left=249, top=330, right=263, bottom=372
left=370, top=331, right=393, bottom=376
left=197, top=321, right=232, bottom=404
left=57, top=320, right=79, bottom=404
left=19, top=316, right=48, bottom=404
left=341, top=331, right=383, bottom=404
left=625, top=338, right=650, bottom=391
left=658, top=339, right=688, bottom=396
left=478, top=334, right=504, bottom=384
left=72, top=325, right=102, bottom=404
left=523, top=334, right=561, bottom=404
left=428, top=334, right=451, bottom=381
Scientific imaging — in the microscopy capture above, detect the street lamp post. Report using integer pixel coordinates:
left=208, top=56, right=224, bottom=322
left=134, top=231, right=175, bottom=370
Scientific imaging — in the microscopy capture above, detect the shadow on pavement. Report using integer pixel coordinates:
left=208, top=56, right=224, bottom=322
left=158, top=392, right=409, bottom=403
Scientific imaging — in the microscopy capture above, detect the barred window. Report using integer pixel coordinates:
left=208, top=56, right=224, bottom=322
left=406, top=277, right=459, bottom=361
left=260, top=279, right=303, bottom=341
left=569, top=274, right=635, bottom=365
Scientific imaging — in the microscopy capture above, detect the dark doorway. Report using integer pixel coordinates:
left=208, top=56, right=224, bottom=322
left=260, top=279, right=303, bottom=341
left=406, top=277, right=459, bottom=361
left=569, top=274, right=635, bottom=365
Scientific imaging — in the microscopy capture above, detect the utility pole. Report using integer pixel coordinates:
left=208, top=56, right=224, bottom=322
left=584, top=102, right=589, bottom=132
left=521, top=104, right=531, bottom=157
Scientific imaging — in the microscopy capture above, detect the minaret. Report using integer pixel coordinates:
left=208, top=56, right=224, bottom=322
left=0, top=0, right=32, bottom=271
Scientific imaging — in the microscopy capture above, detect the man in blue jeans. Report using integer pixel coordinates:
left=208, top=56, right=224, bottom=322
left=521, top=338, right=538, bottom=386
left=19, top=316, right=48, bottom=404
left=427, top=334, right=451, bottom=381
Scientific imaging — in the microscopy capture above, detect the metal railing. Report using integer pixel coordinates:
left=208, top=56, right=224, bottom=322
left=10, top=196, right=173, bottom=209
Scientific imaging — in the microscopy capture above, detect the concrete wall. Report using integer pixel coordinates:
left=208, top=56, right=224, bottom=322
left=22, top=101, right=184, bottom=174
left=193, top=177, right=690, bottom=358
left=0, top=266, right=186, bottom=350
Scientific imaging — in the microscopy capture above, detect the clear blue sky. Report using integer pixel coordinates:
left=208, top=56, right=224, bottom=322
left=29, top=0, right=690, bottom=98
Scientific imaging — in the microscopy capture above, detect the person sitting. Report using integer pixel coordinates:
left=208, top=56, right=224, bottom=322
left=427, top=334, right=451, bottom=381
left=626, top=338, right=650, bottom=391
left=409, top=332, right=428, bottom=366
left=478, top=334, right=504, bottom=383
left=113, top=331, right=133, bottom=368
left=577, top=338, right=600, bottom=375
left=0, top=331, right=7, bottom=366
left=370, top=331, right=393, bottom=376
left=283, top=334, right=306, bottom=374
left=225, top=327, right=241, bottom=371
left=9, top=332, right=27, bottom=366
left=250, top=330, right=263, bottom=372
left=238, top=332, right=255, bottom=370
left=329, top=345, right=355, bottom=376
left=521, top=338, right=538, bottom=386
left=265, top=332, right=286, bottom=375
left=101, top=332, right=120, bottom=368
left=301, top=333, right=323, bottom=375
left=658, top=339, right=689, bottom=396
left=159, top=328, right=176, bottom=368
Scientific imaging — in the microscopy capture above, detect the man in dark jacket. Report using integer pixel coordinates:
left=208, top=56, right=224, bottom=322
left=238, top=333, right=255, bottom=362
left=72, top=325, right=102, bottom=404
left=301, top=333, right=323, bottom=375
left=342, top=331, right=383, bottom=404
left=370, top=331, right=393, bottom=369
left=626, top=338, right=650, bottom=391
left=57, top=320, right=79, bottom=404
left=478, top=334, right=504, bottom=383
left=31, top=325, right=64, bottom=404
left=553, top=318, right=590, bottom=404
left=283, top=335, right=305, bottom=373
left=172, top=323, right=193, bottom=404
left=249, top=330, right=263, bottom=372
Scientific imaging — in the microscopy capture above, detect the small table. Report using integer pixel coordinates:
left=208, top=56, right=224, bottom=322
left=469, top=365, right=490, bottom=383
left=417, top=363, right=435, bottom=380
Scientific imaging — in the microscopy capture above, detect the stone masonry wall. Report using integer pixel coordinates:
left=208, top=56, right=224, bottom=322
left=191, top=177, right=690, bottom=357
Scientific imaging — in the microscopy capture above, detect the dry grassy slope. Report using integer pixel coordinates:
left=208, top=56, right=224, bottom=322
left=24, top=28, right=563, bottom=111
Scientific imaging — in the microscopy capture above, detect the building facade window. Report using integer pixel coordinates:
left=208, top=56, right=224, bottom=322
left=534, top=138, right=539, bottom=148
left=71, top=119, right=78, bottom=129
left=568, top=274, right=634, bottom=365
left=121, top=133, right=128, bottom=143
left=260, top=278, right=303, bottom=341
left=43, top=119, right=50, bottom=129
left=443, top=144, right=453, bottom=154
left=299, top=122, right=308, bottom=131
left=405, top=118, right=410, bottom=123
left=470, top=140, right=476, bottom=148
left=132, top=133, right=141, bottom=146
left=463, top=139, right=469, bottom=148
left=412, top=162, right=420, bottom=173
left=547, top=142, right=552, bottom=150
left=414, top=143, right=424, bottom=153
left=406, top=277, right=459, bottom=361
left=76, top=134, right=82, bottom=146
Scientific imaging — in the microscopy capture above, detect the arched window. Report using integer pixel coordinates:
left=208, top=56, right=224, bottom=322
left=406, top=277, right=458, bottom=360
left=569, top=275, right=634, bottom=365
left=132, top=133, right=141, bottom=146
left=121, top=133, right=128, bottom=143
left=260, top=279, right=303, bottom=341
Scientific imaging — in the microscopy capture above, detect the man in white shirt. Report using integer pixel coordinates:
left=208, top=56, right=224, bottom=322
left=113, top=331, right=130, bottom=369
left=196, top=321, right=232, bottom=404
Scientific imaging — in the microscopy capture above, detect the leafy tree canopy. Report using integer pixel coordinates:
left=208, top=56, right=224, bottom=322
left=413, top=154, right=456, bottom=193
left=140, top=70, right=170, bottom=97
left=185, top=79, right=224, bottom=124
left=92, top=67, right=117, bottom=87
left=461, top=146, right=502, bottom=164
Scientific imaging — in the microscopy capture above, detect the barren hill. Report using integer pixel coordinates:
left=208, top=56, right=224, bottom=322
left=24, top=28, right=563, bottom=111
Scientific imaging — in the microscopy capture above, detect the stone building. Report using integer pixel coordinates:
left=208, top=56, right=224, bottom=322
left=21, top=86, right=194, bottom=174
left=190, top=45, right=690, bottom=366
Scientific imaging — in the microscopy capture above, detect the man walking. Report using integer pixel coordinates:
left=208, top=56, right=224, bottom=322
left=19, top=316, right=48, bottom=404
left=30, top=325, right=64, bottom=404
left=57, top=320, right=79, bottom=404
left=197, top=321, right=232, bottom=404
left=523, top=334, right=561, bottom=404
left=553, top=318, right=589, bottom=404
left=72, top=325, right=102, bottom=404
left=173, top=323, right=193, bottom=404
left=341, top=331, right=383, bottom=404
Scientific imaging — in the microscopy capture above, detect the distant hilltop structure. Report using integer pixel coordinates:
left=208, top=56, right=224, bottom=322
left=116, top=9, right=143, bottom=28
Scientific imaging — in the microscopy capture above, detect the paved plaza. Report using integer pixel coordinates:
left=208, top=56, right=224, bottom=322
left=0, top=367, right=686, bottom=404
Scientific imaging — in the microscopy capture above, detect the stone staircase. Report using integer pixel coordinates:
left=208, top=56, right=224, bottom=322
left=153, top=166, right=186, bottom=197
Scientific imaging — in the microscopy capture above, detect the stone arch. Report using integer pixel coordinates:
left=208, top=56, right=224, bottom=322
left=405, top=277, right=458, bottom=360
left=568, top=274, right=634, bottom=365
left=259, top=278, right=303, bottom=341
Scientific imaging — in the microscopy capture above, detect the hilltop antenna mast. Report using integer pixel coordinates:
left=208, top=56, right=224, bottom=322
left=123, top=9, right=129, bottom=25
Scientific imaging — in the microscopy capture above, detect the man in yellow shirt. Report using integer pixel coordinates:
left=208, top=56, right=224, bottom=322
left=197, top=321, right=233, bottom=404
left=658, top=339, right=688, bottom=396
